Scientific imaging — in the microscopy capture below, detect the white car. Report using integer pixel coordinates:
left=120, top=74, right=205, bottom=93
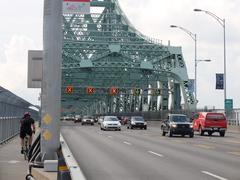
left=82, top=116, right=94, bottom=125
left=100, top=116, right=121, bottom=131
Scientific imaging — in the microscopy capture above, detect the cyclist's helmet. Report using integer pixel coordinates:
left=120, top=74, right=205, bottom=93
left=24, top=112, right=31, bottom=117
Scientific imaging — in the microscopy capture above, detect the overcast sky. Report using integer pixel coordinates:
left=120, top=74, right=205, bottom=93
left=0, top=0, right=239, bottom=109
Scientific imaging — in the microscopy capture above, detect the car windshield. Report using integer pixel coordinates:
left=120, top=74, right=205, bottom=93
left=83, top=116, right=92, bottom=119
left=104, top=117, right=119, bottom=121
left=132, top=117, right=144, bottom=121
left=171, top=115, right=187, bottom=122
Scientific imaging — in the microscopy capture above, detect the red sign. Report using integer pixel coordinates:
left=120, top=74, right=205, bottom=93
left=110, top=87, right=119, bottom=95
left=65, top=86, right=73, bottom=94
left=86, top=87, right=95, bottom=95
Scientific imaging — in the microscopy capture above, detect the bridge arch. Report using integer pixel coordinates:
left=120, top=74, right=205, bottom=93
left=61, top=0, right=196, bottom=116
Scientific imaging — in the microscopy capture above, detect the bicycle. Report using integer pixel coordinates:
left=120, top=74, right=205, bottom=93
left=23, top=135, right=30, bottom=160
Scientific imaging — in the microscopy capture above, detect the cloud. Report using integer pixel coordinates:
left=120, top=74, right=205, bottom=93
left=0, top=47, right=6, bottom=63
left=0, top=35, right=40, bottom=105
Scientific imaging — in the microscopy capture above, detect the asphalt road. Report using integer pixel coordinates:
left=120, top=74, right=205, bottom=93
left=61, top=122, right=240, bottom=180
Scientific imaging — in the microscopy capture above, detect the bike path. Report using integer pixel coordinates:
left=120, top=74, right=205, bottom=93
left=0, top=136, right=28, bottom=180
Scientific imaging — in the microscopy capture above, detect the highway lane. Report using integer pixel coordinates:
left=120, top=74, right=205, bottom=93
left=61, top=122, right=240, bottom=180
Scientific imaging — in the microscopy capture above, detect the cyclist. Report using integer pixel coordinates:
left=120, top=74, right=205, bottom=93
left=20, top=112, right=35, bottom=154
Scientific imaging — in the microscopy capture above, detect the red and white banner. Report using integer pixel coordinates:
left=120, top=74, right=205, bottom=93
left=63, top=0, right=90, bottom=14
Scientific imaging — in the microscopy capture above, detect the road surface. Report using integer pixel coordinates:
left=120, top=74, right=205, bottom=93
left=61, top=122, right=240, bottom=180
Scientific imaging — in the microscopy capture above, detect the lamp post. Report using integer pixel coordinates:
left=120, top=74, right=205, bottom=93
left=194, top=8, right=226, bottom=111
left=170, top=25, right=198, bottom=105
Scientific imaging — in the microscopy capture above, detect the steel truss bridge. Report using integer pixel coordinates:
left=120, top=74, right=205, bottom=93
left=61, top=0, right=196, bottom=116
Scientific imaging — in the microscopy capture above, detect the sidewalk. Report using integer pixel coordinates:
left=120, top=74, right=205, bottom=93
left=0, top=136, right=28, bottom=180
left=228, top=125, right=240, bottom=133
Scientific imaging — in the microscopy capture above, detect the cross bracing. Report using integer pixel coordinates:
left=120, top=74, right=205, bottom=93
left=61, top=0, right=196, bottom=116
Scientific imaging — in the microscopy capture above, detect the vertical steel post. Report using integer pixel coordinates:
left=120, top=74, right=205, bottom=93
left=41, top=0, right=62, bottom=160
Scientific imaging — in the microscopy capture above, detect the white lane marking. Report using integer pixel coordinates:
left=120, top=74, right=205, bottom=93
left=0, top=160, right=21, bottom=164
left=202, top=171, right=228, bottom=180
left=148, top=151, right=164, bottom=157
left=108, top=136, right=113, bottom=138
left=123, top=141, right=132, bottom=145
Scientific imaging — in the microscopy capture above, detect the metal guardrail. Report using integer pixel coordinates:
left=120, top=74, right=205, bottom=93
left=228, top=119, right=240, bottom=126
left=60, top=134, right=86, bottom=180
left=0, top=116, right=20, bottom=144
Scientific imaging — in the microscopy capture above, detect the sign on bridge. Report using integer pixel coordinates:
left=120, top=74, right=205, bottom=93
left=63, top=0, right=90, bottom=14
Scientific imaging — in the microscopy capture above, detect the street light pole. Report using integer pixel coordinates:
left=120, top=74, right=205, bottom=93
left=170, top=25, right=198, bottom=106
left=194, top=9, right=227, bottom=111
left=194, top=34, right=197, bottom=102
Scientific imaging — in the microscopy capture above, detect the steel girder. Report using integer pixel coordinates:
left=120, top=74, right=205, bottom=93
left=61, top=0, right=196, bottom=116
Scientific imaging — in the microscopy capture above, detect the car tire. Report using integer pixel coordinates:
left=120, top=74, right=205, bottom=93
left=189, top=133, right=194, bottom=138
left=220, top=131, right=225, bottom=137
left=119, top=129, right=121, bottom=131
left=208, top=132, right=213, bottom=136
left=169, top=130, right=173, bottom=137
left=131, top=126, right=133, bottom=129
left=82, top=123, right=84, bottom=126
left=162, top=131, right=166, bottom=136
left=127, top=126, right=129, bottom=129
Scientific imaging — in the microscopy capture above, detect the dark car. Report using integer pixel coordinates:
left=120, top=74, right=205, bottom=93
left=127, top=116, right=147, bottom=130
left=161, top=114, right=194, bottom=138
left=74, top=115, right=82, bottom=123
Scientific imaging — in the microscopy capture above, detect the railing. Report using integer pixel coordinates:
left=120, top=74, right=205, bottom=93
left=0, top=116, right=20, bottom=144
left=226, top=111, right=240, bottom=126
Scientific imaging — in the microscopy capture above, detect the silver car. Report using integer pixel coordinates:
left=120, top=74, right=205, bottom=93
left=100, top=116, right=121, bottom=131
left=82, top=116, right=94, bottom=125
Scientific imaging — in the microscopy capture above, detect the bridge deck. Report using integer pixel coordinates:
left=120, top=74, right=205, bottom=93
left=0, top=137, right=28, bottom=180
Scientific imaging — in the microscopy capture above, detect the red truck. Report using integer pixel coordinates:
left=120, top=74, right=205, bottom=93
left=193, top=112, right=227, bottom=137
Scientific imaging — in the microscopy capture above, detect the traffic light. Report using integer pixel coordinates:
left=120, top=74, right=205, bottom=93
left=86, top=86, right=95, bottom=95
left=133, top=88, right=141, bottom=96
left=65, top=86, right=73, bottom=94
left=109, top=87, right=119, bottom=95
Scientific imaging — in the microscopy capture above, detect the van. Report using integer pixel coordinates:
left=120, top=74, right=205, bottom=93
left=193, top=112, right=227, bottom=137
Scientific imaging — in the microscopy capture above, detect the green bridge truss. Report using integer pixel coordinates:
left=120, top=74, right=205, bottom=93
left=61, top=0, right=196, bottom=116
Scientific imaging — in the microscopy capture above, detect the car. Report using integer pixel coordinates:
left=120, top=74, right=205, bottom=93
left=100, top=116, right=121, bottom=131
left=74, top=115, right=82, bottom=123
left=192, top=112, right=227, bottom=137
left=64, top=115, right=75, bottom=121
left=161, top=114, right=194, bottom=138
left=81, top=116, right=94, bottom=125
left=93, top=116, right=98, bottom=123
left=127, top=116, right=147, bottom=130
